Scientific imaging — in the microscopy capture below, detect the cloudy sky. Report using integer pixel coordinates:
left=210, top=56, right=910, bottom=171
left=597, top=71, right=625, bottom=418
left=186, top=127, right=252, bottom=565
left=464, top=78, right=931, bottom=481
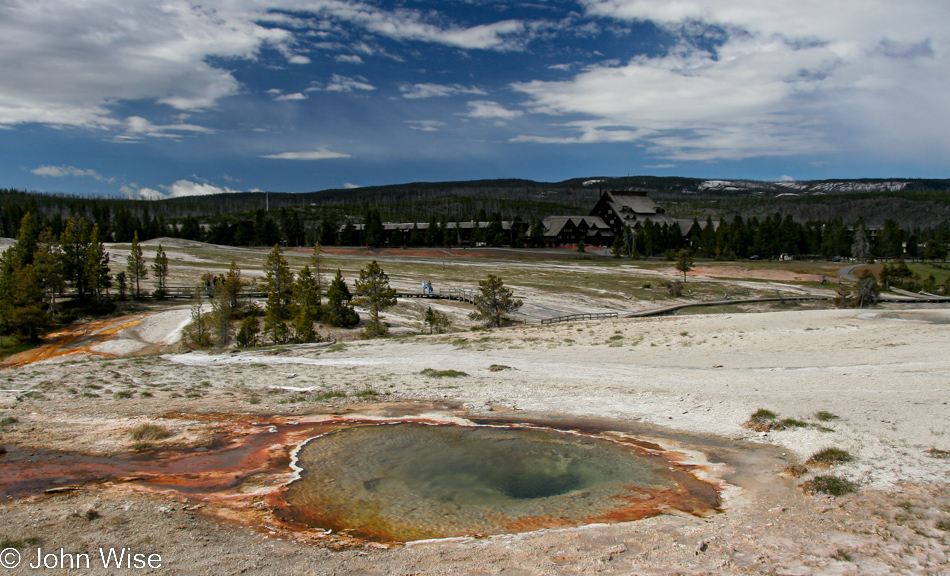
left=1, top=0, right=948, bottom=198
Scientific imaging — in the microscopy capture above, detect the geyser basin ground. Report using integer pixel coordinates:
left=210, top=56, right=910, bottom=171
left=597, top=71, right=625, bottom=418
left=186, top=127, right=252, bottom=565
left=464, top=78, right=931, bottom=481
left=277, top=422, right=719, bottom=542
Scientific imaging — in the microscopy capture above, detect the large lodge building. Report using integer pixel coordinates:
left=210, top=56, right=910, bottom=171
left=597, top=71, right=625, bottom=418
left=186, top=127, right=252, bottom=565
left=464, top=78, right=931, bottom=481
left=348, top=190, right=689, bottom=248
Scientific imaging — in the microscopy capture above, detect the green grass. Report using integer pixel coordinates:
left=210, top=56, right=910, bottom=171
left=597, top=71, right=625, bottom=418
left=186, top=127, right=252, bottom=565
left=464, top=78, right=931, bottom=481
left=802, top=475, right=859, bottom=496
left=0, top=340, right=34, bottom=361
left=815, top=411, right=840, bottom=422
left=0, top=536, right=41, bottom=549
left=806, top=447, right=855, bottom=466
left=777, top=418, right=809, bottom=429
left=420, top=368, right=469, bottom=378
left=312, top=389, right=348, bottom=401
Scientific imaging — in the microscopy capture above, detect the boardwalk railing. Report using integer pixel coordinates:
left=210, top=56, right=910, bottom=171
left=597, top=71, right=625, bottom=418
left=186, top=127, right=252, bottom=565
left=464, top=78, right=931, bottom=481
left=540, top=311, right=619, bottom=325
left=394, top=287, right=479, bottom=304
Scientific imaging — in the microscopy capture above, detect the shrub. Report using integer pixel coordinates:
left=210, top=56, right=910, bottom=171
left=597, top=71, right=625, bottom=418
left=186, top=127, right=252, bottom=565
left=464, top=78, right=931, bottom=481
left=128, top=423, right=172, bottom=442
left=424, top=307, right=451, bottom=334
left=420, top=368, right=468, bottom=378
left=806, top=447, right=854, bottom=466
left=778, top=418, right=808, bottom=429
left=235, top=316, right=260, bottom=348
left=666, top=280, right=683, bottom=297
left=745, top=408, right=778, bottom=431
left=815, top=411, right=839, bottom=422
left=802, top=475, right=858, bottom=496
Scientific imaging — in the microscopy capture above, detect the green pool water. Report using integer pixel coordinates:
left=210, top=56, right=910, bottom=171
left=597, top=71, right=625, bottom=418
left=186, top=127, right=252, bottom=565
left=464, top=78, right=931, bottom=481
left=280, top=422, right=714, bottom=541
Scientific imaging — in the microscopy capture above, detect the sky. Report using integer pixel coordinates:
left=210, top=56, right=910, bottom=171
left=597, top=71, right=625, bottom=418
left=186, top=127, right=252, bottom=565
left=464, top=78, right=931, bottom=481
left=1, top=0, right=948, bottom=199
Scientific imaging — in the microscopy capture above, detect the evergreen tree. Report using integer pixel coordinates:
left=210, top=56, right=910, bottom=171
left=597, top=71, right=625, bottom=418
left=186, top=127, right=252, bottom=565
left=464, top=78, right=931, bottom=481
left=60, top=216, right=90, bottom=301
left=353, top=260, right=397, bottom=338
left=263, top=244, right=294, bottom=344
left=699, top=217, right=716, bottom=258
left=877, top=218, right=903, bottom=259
left=34, top=229, right=64, bottom=313
left=310, top=242, right=324, bottom=310
left=409, top=222, right=423, bottom=246
left=529, top=219, right=546, bottom=248
left=324, top=269, right=359, bottom=327
left=470, top=221, right=483, bottom=245
left=220, top=260, right=246, bottom=317
left=424, top=215, right=439, bottom=246
left=84, top=224, right=112, bottom=304
left=151, top=244, right=169, bottom=299
left=423, top=306, right=450, bottom=334
left=925, top=239, right=947, bottom=264
left=127, top=231, right=148, bottom=299
left=184, top=285, right=211, bottom=348
left=675, top=249, right=694, bottom=281
left=291, top=265, right=321, bottom=342
left=115, top=271, right=128, bottom=301
left=210, top=280, right=233, bottom=347
left=235, top=316, right=260, bottom=348
left=470, top=274, right=522, bottom=328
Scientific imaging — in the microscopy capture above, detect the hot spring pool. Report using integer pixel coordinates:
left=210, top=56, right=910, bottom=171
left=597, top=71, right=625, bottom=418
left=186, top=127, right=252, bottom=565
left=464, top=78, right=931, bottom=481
left=278, top=422, right=718, bottom=541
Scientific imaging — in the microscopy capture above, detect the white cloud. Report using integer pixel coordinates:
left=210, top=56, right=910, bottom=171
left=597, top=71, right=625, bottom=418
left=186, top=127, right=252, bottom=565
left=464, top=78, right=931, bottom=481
left=32, top=165, right=115, bottom=183
left=0, top=0, right=292, bottom=128
left=512, top=0, right=950, bottom=161
left=778, top=175, right=795, bottom=182
left=275, top=92, right=308, bottom=101
left=119, top=116, right=215, bottom=140
left=400, top=83, right=486, bottom=99
left=344, top=182, right=361, bottom=189
left=466, top=101, right=522, bottom=120
left=310, top=74, right=376, bottom=93
left=335, top=54, right=364, bottom=64
left=261, top=148, right=351, bottom=160
left=405, top=120, right=445, bottom=132
left=0, top=0, right=528, bottom=132
left=122, top=179, right=240, bottom=200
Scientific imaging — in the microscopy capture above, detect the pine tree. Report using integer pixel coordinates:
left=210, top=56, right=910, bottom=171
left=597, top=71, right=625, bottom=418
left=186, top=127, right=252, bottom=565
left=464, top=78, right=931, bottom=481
left=291, top=265, right=321, bottom=342
left=353, top=260, right=397, bottom=338
left=83, top=224, right=112, bottom=305
left=310, top=242, right=324, bottom=310
left=60, top=216, right=90, bottom=301
left=263, top=244, right=293, bottom=344
left=185, top=285, right=211, bottom=348
left=235, top=316, right=260, bottom=348
left=127, top=231, right=148, bottom=299
left=210, top=281, right=233, bottom=347
left=470, top=274, right=522, bottom=328
left=423, top=306, right=450, bottom=334
left=151, top=244, right=169, bottom=299
left=675, top=249, right=694, bottom=282
left=325, top=269, right=359, bottom=328
left=220, top=260, right=246, bottom=317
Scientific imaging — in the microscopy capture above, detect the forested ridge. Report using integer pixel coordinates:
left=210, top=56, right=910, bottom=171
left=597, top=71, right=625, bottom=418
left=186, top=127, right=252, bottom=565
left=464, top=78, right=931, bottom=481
left=2, top=176, right=949, bottom=247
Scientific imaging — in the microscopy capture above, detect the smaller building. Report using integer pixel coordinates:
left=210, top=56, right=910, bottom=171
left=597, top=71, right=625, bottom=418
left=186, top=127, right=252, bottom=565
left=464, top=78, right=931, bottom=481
left=541, top=216, right=614, bottom=247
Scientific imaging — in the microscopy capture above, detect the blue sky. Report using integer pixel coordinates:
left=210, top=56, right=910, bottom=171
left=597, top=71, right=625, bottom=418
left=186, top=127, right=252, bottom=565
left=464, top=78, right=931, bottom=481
left=1, top=0, right=948, bottom=199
